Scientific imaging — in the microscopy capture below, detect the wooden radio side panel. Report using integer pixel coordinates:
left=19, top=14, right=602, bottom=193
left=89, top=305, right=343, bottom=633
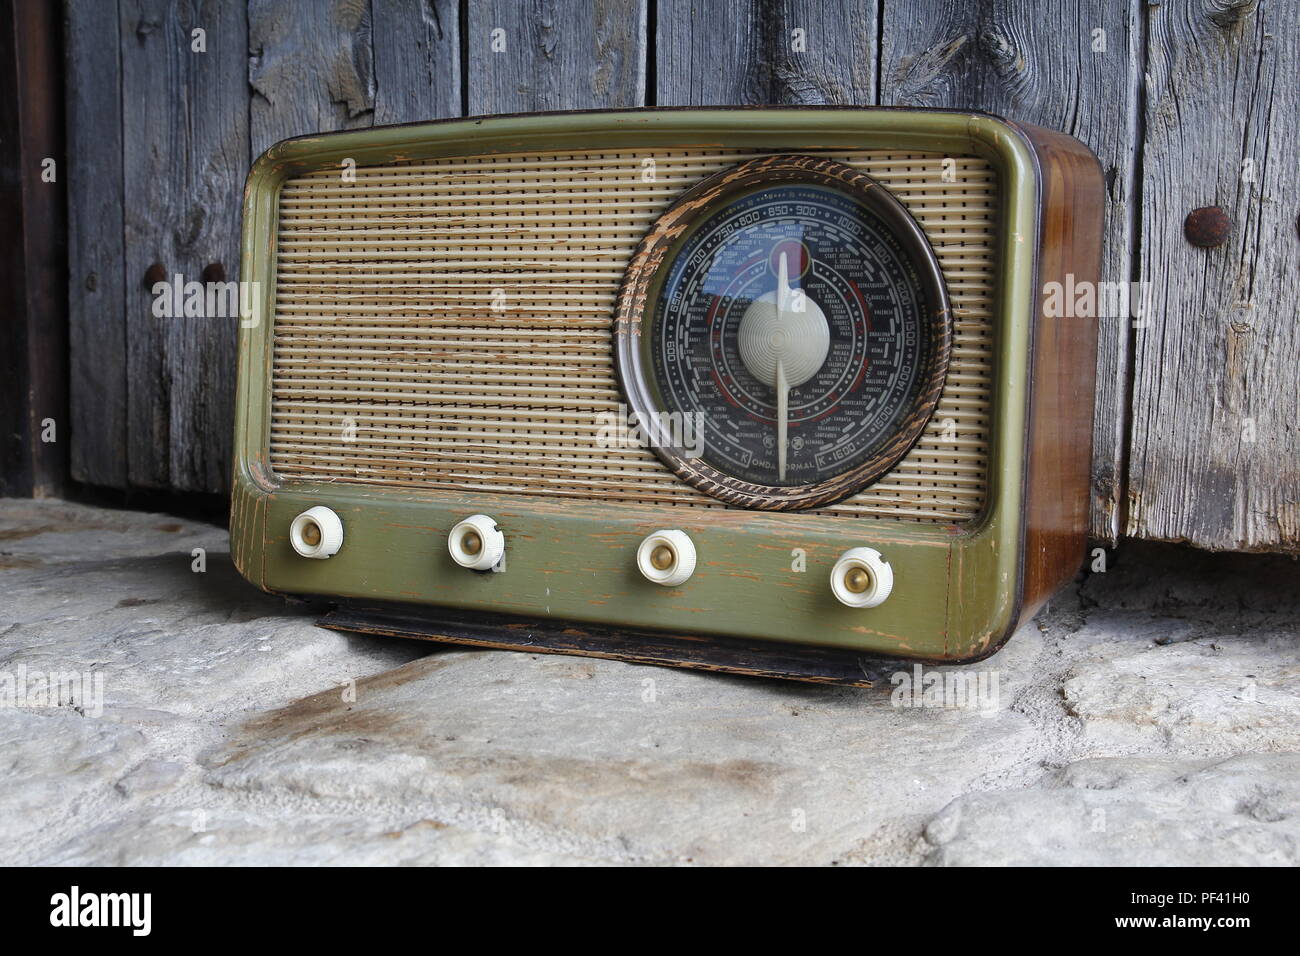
left=1014, top=122, right=1105, bottom=625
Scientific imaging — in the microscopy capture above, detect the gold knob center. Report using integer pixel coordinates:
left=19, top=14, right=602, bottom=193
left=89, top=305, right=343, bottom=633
left=650, top=544, right=675, bottom=571
left=462, top=531, right=482, bottom=555
left=844, top=566, right=871, bottom=594
left=301, top=522, right=322, bottom=547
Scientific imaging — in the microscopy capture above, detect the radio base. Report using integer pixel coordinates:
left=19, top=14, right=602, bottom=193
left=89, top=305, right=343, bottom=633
left=318, top=603, right=896, bottom=688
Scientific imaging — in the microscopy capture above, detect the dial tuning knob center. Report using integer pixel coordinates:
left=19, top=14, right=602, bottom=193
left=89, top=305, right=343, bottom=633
left=737, top=280, right=830, bottom=389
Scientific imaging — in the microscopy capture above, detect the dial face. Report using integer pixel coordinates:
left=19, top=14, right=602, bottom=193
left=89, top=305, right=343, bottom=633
left=614, top=155, right=951, bottom=511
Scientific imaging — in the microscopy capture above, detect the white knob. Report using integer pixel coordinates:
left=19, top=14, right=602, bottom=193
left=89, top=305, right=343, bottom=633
left=448, top=514, right=505, bottom=570
left=290, top=506, right=344, bottom=559
left=830, top=547, right=894, bottom=608
left=737, top=288, right=830, bottom=389
left=636, top=530, right=697, bottom=587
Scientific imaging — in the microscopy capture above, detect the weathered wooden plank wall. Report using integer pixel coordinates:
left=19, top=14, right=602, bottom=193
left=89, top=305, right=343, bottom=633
left=372, top=0, right=461, bottom=125
left=249, top=0, right=376, bottom=156
left=656, top=0, right=876, bottom=105
left=64, top=0, right=126, bottom=490
left=119, top=0, right=249, bottom=492
left=0, top=0, right=66, bottom=496
left=60, top=0, right=1299, bottom=553
left=468, top=0, right=647, bottom=112
left=1127, top=0, right=1299, bottom=551
left=1, top=0, right=67, bottom=497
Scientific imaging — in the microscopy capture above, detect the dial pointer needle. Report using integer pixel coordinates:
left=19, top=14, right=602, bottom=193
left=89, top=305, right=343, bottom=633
left=776, top=251, right=791, bottom=481
left=777, top=359, right=788, bottom=481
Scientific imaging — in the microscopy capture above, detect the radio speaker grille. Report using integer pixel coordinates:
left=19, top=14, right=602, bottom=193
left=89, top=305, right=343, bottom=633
left=268, top=148, right=996, bottom=522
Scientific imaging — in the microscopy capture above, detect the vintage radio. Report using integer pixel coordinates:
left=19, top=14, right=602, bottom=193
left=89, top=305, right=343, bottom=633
left=232, top=108, right=1102, bottom=684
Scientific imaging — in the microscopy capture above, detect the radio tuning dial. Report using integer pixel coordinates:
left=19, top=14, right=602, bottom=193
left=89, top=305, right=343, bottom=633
left=637, top=530, right=697, bottom=587
left=830, top=547, right=894, bottom=608
left=613, top=154, right=951, bottom=510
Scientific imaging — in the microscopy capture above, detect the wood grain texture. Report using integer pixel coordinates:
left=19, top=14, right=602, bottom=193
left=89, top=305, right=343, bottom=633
left=1126, top=0, right=1300, bottom=551
left=249, top=0, right=375, bottom=157
left=250, top=0, right=465, bottom=152
left=466, top=0, right=647, bottom=113
left=120, top=0, right=249, bottom=491
left=371, top=0, right=461, bottom=124
left=655, top=0, right=876, bottom=105
left=65, top=0, right=127, bottom=489
left=1014, top=121, right=1104, bottom=623
left=879, top=0, right=1139, bottom=544
left=0, top=0, right=68, bottom=496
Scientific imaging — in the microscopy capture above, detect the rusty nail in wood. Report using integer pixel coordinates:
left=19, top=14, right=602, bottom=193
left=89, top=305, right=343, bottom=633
left=202, top=262, right=226, bottom=284
left=1184, top=207, right=1231, bottom=248
left=143, top=262, right=167, bottom=288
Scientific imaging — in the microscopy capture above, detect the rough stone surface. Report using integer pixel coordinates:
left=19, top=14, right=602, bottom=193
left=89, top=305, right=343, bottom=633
left=1, top=498, right=1297, bottom=865
left=921, top=754, right=1300, bottom=866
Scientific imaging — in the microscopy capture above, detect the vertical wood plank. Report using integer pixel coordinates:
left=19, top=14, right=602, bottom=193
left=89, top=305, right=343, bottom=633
left=1127, top=0, right=1300, bottom=551
left=119, top=0, right=175, bottom=489
left=248, top=0, right=375, bottom=157
left=371, top=0, right=461, bottom=125
left=120, top=0, right=250, bottom=492
left=655, top=0, right=876, bottom=106
left=0, top=0, right=68, bottom=496
left=250, top=0, right=466, bottom=152
left=879, top=0, right=1140, bottom=543
left=467, top=0, right=648, bottom=113
left=65, top=0, right=127, bottom=489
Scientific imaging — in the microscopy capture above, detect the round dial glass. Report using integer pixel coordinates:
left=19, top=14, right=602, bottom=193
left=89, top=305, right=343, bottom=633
left=615, top=155, right=951, bottom=511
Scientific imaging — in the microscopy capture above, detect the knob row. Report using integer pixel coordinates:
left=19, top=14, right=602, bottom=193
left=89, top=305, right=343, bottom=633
left=288, top=507, right=892, bottom=607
